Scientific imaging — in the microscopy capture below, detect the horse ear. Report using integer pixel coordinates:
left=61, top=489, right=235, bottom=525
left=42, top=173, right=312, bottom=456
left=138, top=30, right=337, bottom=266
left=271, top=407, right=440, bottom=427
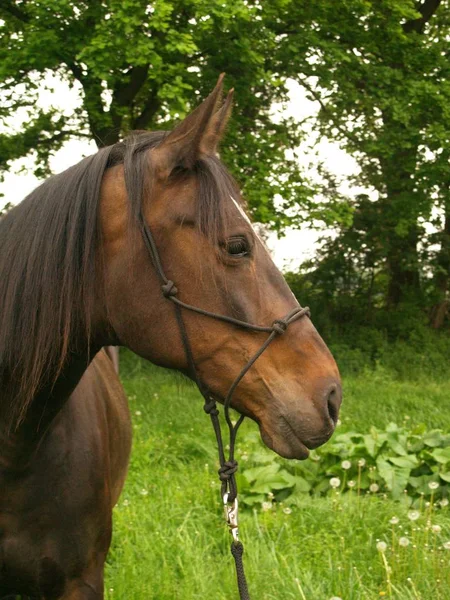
left=200, top=88, right=234, bottom=155
left=151, top=75, right=233, bottom=178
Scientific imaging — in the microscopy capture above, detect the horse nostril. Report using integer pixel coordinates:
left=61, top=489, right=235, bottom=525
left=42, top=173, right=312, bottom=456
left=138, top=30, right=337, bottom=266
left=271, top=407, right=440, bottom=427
left=326, top=384, right=341, bottom=426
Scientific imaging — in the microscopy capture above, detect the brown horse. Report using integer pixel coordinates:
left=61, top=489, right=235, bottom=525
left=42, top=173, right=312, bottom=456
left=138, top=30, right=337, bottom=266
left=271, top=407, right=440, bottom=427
left=0, top=77, right=341, bottom=598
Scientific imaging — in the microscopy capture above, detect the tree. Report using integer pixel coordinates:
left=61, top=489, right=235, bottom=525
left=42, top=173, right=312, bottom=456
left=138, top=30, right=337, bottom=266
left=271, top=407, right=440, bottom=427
left=272, top=0, right=450, bottom=313
left=0, top=0, right=315, bottom=230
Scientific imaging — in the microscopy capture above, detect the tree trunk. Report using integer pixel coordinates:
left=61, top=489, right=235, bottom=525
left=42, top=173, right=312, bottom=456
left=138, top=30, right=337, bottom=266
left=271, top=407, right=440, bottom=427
left=430, top=204, right=450, bottom=328
left=385, top=218, right=421, bottom=307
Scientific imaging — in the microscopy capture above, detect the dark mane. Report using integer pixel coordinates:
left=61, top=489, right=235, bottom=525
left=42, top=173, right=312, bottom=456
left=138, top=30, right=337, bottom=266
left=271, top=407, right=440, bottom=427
left=0, top=131, right=239, bottom=430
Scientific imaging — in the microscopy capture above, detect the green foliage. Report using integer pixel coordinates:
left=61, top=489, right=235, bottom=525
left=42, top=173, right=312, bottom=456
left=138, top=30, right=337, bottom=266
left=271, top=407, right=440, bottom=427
left=1, top=0, right=449, bottom=305
left=276, top=0, right=450, bottom=308
left=285, top=265, right=450, bottom=377
left=0, top=0, right=317, bottom=230
left=104, top=353, right=450, bottom=599
left=238, top=423, right=450, bottom=508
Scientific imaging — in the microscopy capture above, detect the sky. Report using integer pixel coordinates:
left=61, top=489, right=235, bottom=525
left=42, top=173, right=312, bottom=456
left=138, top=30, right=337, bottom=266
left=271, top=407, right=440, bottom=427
left=0, top=77, right=361, bottom=269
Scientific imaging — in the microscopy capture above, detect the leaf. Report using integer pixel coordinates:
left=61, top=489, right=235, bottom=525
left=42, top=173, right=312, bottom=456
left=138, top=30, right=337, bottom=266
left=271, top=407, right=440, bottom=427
left=387, top=436, right=408, bottom=456
left=388, top=455, right=419, bottom=469
left=423, top=431, right=446, bottom=448
left=364, top=434, right=377, bottom=457
left=240, top=494, right=266, bottom=506
left=431, top=447, right=450, bottom=464
left=377, top=458, right=410, bottom=500
left=242, top=463, right=280, bottom=484
left=439, top=472, right=450, bottom=483
left=283, top=472, right=312, bottom=493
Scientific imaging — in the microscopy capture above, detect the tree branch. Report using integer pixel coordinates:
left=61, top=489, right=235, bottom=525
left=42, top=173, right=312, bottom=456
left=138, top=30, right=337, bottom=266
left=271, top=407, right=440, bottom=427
left=403, top=0, right=442, bottom=33
left=113, top=64, right=150, bottom=107
left=132, top=89, right=160, bottom=130
left=0, top=0, right=30, bottom=23
left=297, top=76, right=366, bottom=151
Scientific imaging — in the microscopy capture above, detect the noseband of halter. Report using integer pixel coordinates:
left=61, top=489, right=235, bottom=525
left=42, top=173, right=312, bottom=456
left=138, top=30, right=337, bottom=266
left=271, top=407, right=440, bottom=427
left=139, top=212, right=310, bottom=599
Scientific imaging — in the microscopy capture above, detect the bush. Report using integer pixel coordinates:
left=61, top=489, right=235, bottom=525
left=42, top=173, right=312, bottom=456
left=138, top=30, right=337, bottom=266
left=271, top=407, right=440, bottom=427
left=237, top=423, right=450, bottom=508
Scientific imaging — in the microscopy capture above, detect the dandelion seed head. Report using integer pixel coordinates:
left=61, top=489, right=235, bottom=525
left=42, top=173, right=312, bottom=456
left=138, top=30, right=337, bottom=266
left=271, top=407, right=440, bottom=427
left=262, top=501, right=272, bottom=512
left=407, top=510, right=420, bottom=521
left=399, top=537, right=410, bottom=547
left=283, top=507, right=292, bottom=515
left=389, top=517, right=399, bottom=525
left=341, top=460, right=351, bottom=470
left=439, top=498, right=449, bottom=507
left=370, top=483, right=379, bottom=493
left=358, top=458, right=366, bottom=467
left=348, top=480, right=356, bottom=488
left=428, top=481, right=439, bottom=490
left=376, top=541, right=387, bottom=552
left=443, top=541, right=450, bottom=550
left=432, top=525, right=442, bottom=533
left=330, top=477, right=341, bottom=488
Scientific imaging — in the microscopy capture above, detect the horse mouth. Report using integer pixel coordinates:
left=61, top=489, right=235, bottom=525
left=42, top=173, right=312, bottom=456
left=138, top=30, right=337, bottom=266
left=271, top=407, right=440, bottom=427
left=259, top=417, right=310, bottom=460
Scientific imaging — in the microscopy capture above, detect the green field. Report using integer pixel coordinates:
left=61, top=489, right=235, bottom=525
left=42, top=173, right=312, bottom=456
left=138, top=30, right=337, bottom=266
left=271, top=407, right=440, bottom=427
left=105, top=352, right=450, bottom=599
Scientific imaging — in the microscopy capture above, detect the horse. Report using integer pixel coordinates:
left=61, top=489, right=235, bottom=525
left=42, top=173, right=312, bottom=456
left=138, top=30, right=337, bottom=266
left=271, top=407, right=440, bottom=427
left=0, top=76, right=342, bottom=598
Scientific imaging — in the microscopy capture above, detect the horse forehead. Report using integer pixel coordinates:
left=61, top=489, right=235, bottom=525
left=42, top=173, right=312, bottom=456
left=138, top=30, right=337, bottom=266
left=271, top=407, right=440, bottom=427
left=231, top=196, right=252, bottom=226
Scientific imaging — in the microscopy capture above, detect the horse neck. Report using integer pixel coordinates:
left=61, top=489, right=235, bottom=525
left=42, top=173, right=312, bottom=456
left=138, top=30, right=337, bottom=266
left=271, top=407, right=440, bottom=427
left=0, top=344, right=101, bottom=472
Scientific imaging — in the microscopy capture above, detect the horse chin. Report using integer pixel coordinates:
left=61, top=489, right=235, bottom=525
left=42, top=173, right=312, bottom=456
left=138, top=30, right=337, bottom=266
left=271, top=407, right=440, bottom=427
left=258, top=423, right=310, bottom=460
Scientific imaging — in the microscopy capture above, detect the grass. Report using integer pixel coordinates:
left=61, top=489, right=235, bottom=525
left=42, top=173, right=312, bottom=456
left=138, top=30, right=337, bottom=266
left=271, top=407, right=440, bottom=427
left=104, top=351, right=450, bottom=599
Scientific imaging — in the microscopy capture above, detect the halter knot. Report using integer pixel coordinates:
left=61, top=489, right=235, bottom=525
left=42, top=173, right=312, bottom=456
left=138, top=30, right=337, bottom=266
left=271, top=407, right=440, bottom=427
left=272, top=319, right=288, bottom=335
left=219, top=460, right=238, bottom=482
left=162, top=280, right=178, bottom=298
left=203, top=399, right=219, bottom=417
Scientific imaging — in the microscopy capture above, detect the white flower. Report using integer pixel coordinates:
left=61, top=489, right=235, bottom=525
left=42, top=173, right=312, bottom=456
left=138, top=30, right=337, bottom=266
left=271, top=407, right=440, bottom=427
left=140, top=488, right=148, bottom=496
left=348, top=480, right=356, bottom=488
left=389, top=517, right=399, bottom=525
left=283, top=507, right=292, bottom=515
left=135, top=410, right=142, bottom=416
left=399, top=537, right=410, bottom=547
left=408, top=510, right=420, bottom=521
left=123, top=499, right=129, bottom=506
left=432, top=525, right=442, bottom=533
left=376, top=541, right=387, bottom=552
left=428, top=481, right=439, bottom=490
left=369, top=483, right=379, bottom=493
left=443, top=541, right=450, bottom=550
left=262, top=501, right=272, bottom=512
left=439, top=498, right=449, bottom=507
left=268, top=492, right=274, bottom=500
left=330, top=477, right=341, bottom=489
left=358, top=459, right=366, bottom=467
left=341, top=460, right=351, bottom=470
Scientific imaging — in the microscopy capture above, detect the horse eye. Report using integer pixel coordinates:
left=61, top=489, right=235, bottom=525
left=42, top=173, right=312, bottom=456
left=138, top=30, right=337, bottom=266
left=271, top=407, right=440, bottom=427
left=225, top=236, right=249, bottom=257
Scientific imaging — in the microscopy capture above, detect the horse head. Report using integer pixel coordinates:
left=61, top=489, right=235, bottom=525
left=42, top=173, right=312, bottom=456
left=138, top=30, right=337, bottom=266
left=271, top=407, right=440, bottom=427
left=100, top=76, right=341, bottom=459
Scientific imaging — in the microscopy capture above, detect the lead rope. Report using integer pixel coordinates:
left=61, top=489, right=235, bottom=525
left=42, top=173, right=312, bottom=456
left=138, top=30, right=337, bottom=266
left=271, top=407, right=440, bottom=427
left=139, top=214, right=310, bottom=599
left=173, top=303, right=250, bottom=599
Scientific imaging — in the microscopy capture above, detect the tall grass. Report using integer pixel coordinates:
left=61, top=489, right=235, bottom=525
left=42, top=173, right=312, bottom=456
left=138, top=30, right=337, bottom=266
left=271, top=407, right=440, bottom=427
left=105, top=352, right=450, bottom=599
